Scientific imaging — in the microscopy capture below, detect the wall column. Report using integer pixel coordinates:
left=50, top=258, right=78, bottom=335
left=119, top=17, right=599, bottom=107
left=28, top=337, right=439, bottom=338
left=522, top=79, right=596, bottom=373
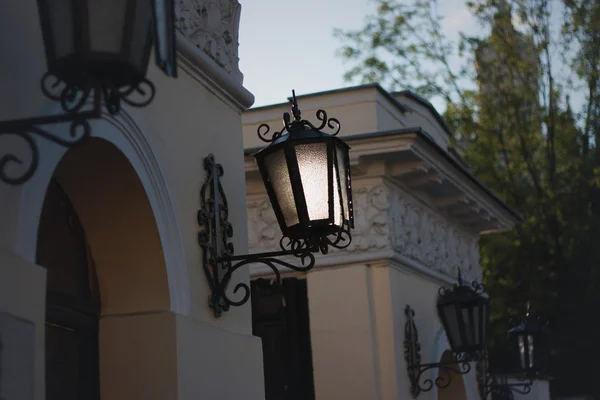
left=307, top=265, right=381, bottom=400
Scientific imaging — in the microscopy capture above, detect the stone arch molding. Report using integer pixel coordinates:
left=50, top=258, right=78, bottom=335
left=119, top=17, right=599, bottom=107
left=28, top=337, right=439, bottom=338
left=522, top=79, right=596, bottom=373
left=431, top=328, right=479, bottom=400
left=13, top=106, right=191, bottom=316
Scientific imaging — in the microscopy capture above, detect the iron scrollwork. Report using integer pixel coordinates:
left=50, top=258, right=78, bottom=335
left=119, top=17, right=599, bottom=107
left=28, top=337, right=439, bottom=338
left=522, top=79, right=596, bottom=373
left=256, top=90, right=341, bottom=144
left=476, top=355, right=533, bottom=400
left=0, top=73, right=156, bottom=186
left=404, top=305, right=475, bottom=398
left=198, top=154, right=321, bottom=318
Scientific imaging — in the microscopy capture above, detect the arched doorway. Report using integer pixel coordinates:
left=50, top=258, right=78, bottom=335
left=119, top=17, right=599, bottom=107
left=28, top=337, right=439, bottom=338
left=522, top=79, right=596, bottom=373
left=37, top=179, right=100, bottom=400
left=36, top=137, right=172, bottom=398
left=438, top=350, right=467, bottom=400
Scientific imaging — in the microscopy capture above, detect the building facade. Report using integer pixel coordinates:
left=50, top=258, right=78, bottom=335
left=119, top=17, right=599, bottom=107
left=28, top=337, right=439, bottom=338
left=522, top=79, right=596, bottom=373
left=0, top=1, right=265, bottom=399
left=243, top=85, right=550, bottom=400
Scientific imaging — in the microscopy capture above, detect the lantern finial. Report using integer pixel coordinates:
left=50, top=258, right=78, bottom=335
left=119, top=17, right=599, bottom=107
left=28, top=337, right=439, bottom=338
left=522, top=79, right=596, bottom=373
left=290, top=89, right=302, bottom=122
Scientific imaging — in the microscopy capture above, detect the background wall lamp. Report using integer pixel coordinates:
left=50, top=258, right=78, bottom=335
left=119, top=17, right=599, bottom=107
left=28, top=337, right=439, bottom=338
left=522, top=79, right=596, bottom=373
left=198, top=91, right=354, bottom=317
left=0, top=0, right=177, bottom=186
left=405, top=274, right=551, bottom=399
left=477, top=304, right=552, bottom=399
left=404, top=271, right=490, bottom=397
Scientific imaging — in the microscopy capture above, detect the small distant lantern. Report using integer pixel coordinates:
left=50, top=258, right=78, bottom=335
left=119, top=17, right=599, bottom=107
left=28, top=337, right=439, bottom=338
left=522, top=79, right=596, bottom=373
left=255, top=91, right=353, bottom=246
left=508, top=307, right=551, bottom=377
left=437, top=272, right=490, bottom=356
left=37, top=0, right=177, bottom=90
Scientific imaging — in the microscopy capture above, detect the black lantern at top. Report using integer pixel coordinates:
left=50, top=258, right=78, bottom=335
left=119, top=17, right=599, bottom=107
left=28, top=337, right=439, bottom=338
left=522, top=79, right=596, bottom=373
left=0, top=0, right=178, bottom=186
left=254, top=91, right=354, bottom=253
left=437, top=271, right=490, bottom=357
left=507, top=305, right=551, bottom=378
left=197, top=91, right=354, bottom=317
left=37, top=0, right=177, bottom=90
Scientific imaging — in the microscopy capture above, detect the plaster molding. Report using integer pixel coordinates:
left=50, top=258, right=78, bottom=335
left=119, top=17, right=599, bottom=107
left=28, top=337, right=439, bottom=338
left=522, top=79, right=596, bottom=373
left=175, top=0, right=243, bottom=84
left=388, top=183, right=481, bottom=282
left=246, top=180, right=482, bottom=282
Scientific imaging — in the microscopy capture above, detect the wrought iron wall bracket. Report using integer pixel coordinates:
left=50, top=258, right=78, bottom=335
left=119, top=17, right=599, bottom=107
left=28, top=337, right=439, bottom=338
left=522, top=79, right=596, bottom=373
left=484, top=379, right=533, bottom=399
left=0, top=73, right=156, bottom=185
left=198, top=154, right=319, bottom=318
left=476, top=356, right=533, bottom=400
left=404, top=305, right=476, bottom=397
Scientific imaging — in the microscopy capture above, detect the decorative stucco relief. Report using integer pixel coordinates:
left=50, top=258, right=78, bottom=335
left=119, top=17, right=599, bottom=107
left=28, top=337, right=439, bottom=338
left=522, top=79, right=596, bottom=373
left=247, top=185, right=391, bottom=253
left=389, top=185, right=481, bottom=280
left=175, top=0, right=243, bottom=83
left=246, top=183, right=482, bottom=280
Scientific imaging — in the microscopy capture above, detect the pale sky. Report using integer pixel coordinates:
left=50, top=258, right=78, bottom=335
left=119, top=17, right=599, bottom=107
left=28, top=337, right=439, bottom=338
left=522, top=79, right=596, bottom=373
left=238, top=0, right=481, bottom=109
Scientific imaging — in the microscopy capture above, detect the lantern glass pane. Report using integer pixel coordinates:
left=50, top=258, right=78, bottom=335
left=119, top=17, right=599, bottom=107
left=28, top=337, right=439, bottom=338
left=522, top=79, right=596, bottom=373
left=462, top=307, right=475, bottom=346
left=88, top=0, right=127, bottom=53
left=443, top=304, right=462, bottom=348
left=333, top=157, right=342, bottom=226
left=47, top=0, right=75, bottom=58
left=473, top=305, right=481, bottom=345
left=527, top=334, right=534, bottom=368
left=296, top=143, right=329, bottom=221
left=130, top=0, right=152, bottom=71
left=336, top=146, right=350, bottom=222
left=518, top=334, right=526, bottom=369
left=265, top=149, right=299, bottom=227
left=482, top=303, right=487, bottom=345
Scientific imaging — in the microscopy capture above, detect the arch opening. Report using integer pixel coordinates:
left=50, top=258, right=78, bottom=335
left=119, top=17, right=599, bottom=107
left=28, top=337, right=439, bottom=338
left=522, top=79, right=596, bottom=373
left=438, top=350, right=468, bottom=400
left=36, top=137, right=172, bottom=399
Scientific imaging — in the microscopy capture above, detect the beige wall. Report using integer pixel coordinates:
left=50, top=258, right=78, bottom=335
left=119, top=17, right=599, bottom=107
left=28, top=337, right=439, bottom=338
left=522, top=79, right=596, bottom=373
left=308, top=265, right=382, bottom=399
left=242, top=85, right=519, bottom=399
left=0, top=1, right=265, bottom=399
left=243, top=87, right=409, bottom=150
left=304, top=258, right=472, bottom=400
left=0, top=249, right=46, bottom=399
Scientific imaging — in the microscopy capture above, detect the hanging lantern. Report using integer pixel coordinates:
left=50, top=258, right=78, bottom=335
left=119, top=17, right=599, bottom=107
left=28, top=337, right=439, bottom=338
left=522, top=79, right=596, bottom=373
left=437, top=273, right=490, bottom=357
left=36, top=0, right=177, bottom=90
left=508, top=309, right=551, bottom=378
left=254, top=91, right=353, bottom=250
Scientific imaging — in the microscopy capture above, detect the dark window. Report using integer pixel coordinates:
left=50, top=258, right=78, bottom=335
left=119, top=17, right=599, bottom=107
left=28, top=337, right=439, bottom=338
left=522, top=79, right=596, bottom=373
left=37, top=179, right=100, bottom=400
left=251, top=278, right=315, bottom=400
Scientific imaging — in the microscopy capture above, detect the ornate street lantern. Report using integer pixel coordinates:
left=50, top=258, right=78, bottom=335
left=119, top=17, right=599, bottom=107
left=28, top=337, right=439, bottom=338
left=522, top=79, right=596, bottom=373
left=508, top=307, right=551, bottom=377
left=254, top=90, right=354, bottom=252
left=36, top=0, right=177, bottom=108
left=437, top=272, right=490, bottom=357
left=38, top=0, right=152, bottom=90
left=198, top=91, right=355, bottom=317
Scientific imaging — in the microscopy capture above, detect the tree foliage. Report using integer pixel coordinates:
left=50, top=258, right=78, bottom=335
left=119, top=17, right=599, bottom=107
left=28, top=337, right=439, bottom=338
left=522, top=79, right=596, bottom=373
left=337, top=0, right=600, bottom=396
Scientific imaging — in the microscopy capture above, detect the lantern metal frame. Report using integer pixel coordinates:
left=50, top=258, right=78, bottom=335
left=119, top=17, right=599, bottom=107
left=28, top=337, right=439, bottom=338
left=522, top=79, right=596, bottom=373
left=404, top=272, right=490, bottom=397
left=198, top=93, right=353, bottom=318
left=436, top=271, right=490, bottom=356
left=254, top=90, right=354, bottom=251
left=507, top=307, right=552, bottom=379
left=404, top=305, right=477, bottom=397
left=0, top=0, right=177, bottom=186
left=475, top=305, right=551, bottom=400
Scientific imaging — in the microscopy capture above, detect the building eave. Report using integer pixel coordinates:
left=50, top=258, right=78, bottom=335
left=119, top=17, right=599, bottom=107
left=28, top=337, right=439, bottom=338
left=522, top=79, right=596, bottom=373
left=247, top=83, right=408, bottom=113
left=245, top=127, right=522, bottom=233
left=391, top=90, right=455, bottom=138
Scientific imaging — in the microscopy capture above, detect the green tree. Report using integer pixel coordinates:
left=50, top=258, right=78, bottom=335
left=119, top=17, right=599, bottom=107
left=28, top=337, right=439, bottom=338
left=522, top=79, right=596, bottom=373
left=336, top=0, right=600, bottom=396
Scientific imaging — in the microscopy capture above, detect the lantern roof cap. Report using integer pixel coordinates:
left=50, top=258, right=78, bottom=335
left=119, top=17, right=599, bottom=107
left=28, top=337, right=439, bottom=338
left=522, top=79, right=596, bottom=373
left=254, top=90, right=349, bottom=155
left=437, top=269, right=489, bottom=304
left=508, top=317, right=552, bottom=335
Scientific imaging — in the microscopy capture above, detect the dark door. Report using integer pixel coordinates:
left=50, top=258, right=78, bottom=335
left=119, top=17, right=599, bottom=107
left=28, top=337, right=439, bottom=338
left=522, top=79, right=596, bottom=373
left=251, top=278, right=315, bottom=400
left=36, top=179, right=100, bottom=400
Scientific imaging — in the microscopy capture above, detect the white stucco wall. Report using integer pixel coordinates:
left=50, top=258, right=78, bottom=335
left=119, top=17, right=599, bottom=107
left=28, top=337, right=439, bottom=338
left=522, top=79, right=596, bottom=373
left=243, top=85, right=521, bottom=400
left=0, top=1, right=264, bottom=399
